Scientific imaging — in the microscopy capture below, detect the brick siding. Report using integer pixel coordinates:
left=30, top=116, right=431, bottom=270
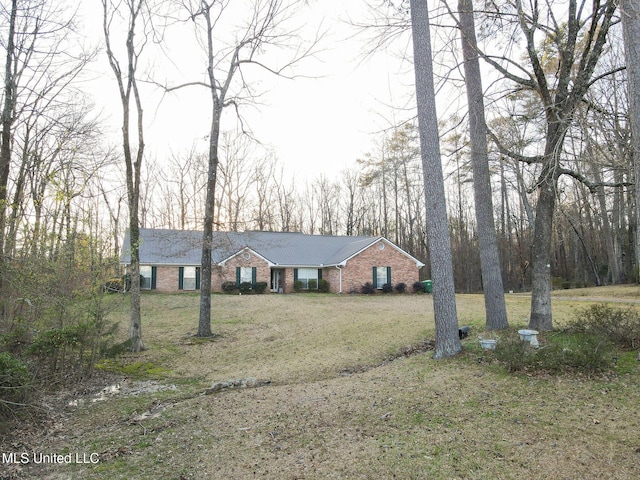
left=213, top=251, right=271, bottom=291
left=338, top=240, right=420, bottom=293
left=148, top=241, right=420, bottom=294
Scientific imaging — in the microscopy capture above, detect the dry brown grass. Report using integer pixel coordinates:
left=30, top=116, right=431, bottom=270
left=8, top=289, right=640, bottom=479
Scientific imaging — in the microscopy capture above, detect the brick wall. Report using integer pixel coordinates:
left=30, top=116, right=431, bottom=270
left=149, top=241, right=420, bottom=294
left=339, top=240, right=420, bottom=293
left=283, top=268, right=295, bottom=293
left=154, top=266, right=179, bottom=292
left=213, top=251, right=270, bottom=291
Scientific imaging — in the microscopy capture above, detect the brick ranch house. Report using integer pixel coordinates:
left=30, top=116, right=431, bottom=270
left=120, top=228, right=425, bottom=294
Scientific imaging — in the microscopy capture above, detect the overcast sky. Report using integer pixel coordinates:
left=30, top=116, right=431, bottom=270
left=83, top=0, right=419, bottom=180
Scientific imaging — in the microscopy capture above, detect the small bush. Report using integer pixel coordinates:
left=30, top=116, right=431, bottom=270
left=28, top=323, right=90, bottom=358
left=361, top=282, right=375, bottom=294
left=492, top=334, right=534, bottom=372
left=0, top=321, right=32, bottom=355
left=103, top=278, right=124, bottom=293
left=308, top=279, right=318, bottom=291
left=381, top=283, right=393, bottom=293
left=412, top=281, right=424, bottom=293
left=238, top=282, right=253, bottom=294
left=222, top=281, right=238, bottom=294
left=318, top=279, right=330, bottom=293
left=293, top=280, right=304, bottom=292
left=254, top=281, right=268, bottom=294
left=26, top=319, right=117, bottom=382
left=395, top=282, right=407, bottom=294
left=492, top=329, right=613, bottom=374
left=546, top=333, right=614, bottom=373
left=568, top=304, right=640, bottom=350
left=0, top=352, right=31, bottom=415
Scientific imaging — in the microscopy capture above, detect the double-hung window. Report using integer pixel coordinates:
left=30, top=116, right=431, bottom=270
left=239, top=267, right=253, bottom=284
left=182, top=267, right=196, bottom=290
left=179, top=266, right=200, bottom=290
left=236, top=267, right=257, bottom=289
left=296, top=268, right=320, bottom=289
left=140, top=266, right=153, bottom=290
left=373, top=266, right=391, bottom=289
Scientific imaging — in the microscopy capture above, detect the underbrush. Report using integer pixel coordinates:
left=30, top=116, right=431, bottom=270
left=0, top=352, right=32, bottom=416
left=565, top=303, right=640, bottom=349
left=474, top=304, right=640, bottom=376
left=490, top=330, right=614, bottom=374
left=0, top=312, right=122, bottom=420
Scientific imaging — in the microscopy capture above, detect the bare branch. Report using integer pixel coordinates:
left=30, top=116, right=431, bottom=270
left=487, top=128, right=544, bottom=164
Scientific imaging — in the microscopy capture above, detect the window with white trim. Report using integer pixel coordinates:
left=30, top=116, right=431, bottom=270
left=182, top=266, right=197, bottom=290
left=239, top=267, right=253, bottom=284
left=140, top=266, right=152, bottom=290
left=297, top=268, right=319, bottom=289
left=376, top=266, right=388, bottom=288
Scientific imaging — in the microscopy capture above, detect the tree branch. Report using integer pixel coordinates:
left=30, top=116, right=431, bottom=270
left=487, top=128, right=544, bottom=164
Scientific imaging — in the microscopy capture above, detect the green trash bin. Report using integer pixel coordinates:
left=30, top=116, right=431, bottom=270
left=423, top=279, right=433, bottom=293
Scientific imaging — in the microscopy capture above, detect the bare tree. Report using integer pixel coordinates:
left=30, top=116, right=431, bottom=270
left=0, top=0, right=94, bottom=271
left=169, top=0, right=317, bottom=337
left=621, top=0, right=640, bottom=280
left=102, top=0, right=157, bottom=352
left=217, top=132, right=257, bottom=231
left=409, top=0, right=461, bottom=359
left=0, top=0, right=20, bottom=265
left=483, top=0, right=619, bottom=330
left=252, top=154, right=276, bottom=231
left=457, top=0, right=508, bottom=329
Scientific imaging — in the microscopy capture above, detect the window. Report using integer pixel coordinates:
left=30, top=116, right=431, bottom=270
left=182, top=267, right=196, bottom=290
left=239, top=267, right=253, bottom=284
left=179, top=266, right=200, bottom=290
left=296, top=268, right=320, bottom=289
left=373, top=266, right=391, bottom=289
left=140, top=266, right=154, bottom=290
left=236, top=267, right=257, bottom=288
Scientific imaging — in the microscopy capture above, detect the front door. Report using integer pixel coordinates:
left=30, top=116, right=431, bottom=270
left=271, top=269, right=285, bottom=293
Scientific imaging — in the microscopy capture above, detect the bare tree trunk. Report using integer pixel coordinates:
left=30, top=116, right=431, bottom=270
left=529, top=161, right=558, bottom=331
left=592, top=167, right=620, bottom=284
left=410, top=0, right=460, bottom=359
left=621, top=0, right=640, bottom=281
left=0, top=0, right=17, bottom=270
left=169, top=0, right=314, bottom=333
left=458, top=0, right=508, bottom=329
left=102, top=0, right=147, bottom=352
left=198, top=99, right=220, bottom=338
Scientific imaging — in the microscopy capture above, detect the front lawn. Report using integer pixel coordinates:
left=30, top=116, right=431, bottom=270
left=7, top=290, right=640, bottom=479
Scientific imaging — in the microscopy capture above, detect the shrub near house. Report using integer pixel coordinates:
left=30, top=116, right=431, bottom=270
left=120, top=229, right=424, bottom=294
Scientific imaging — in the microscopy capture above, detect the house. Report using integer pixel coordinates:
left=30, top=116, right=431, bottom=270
left=120, top=228, right=425, bottom=294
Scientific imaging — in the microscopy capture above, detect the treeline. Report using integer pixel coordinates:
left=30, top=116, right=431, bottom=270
left=0, top=0, right=637, bottom=410
left=135, top=112, right=635, bottom=293
left=0, top=2, right=633, bottom=297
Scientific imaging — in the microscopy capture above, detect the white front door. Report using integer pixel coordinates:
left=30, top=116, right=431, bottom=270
left=271, top=269, right=284, bottom=293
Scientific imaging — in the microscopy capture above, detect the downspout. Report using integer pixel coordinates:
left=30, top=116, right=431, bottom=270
left=335, top=265, right=343, bottom=294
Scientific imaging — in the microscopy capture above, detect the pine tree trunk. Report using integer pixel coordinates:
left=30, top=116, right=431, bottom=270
left=410, top=0, right=461, bottom=359
left=459, top=0, right=508, bottom=329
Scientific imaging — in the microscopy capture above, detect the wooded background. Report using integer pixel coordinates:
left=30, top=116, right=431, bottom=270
left=0, top=0, right=635, bottom=299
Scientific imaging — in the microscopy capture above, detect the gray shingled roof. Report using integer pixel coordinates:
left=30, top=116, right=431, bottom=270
left=120, top=228, right=396, bottom=267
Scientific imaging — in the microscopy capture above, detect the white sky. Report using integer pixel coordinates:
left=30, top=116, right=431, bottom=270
left=82, top=0, right=418, bottom=181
